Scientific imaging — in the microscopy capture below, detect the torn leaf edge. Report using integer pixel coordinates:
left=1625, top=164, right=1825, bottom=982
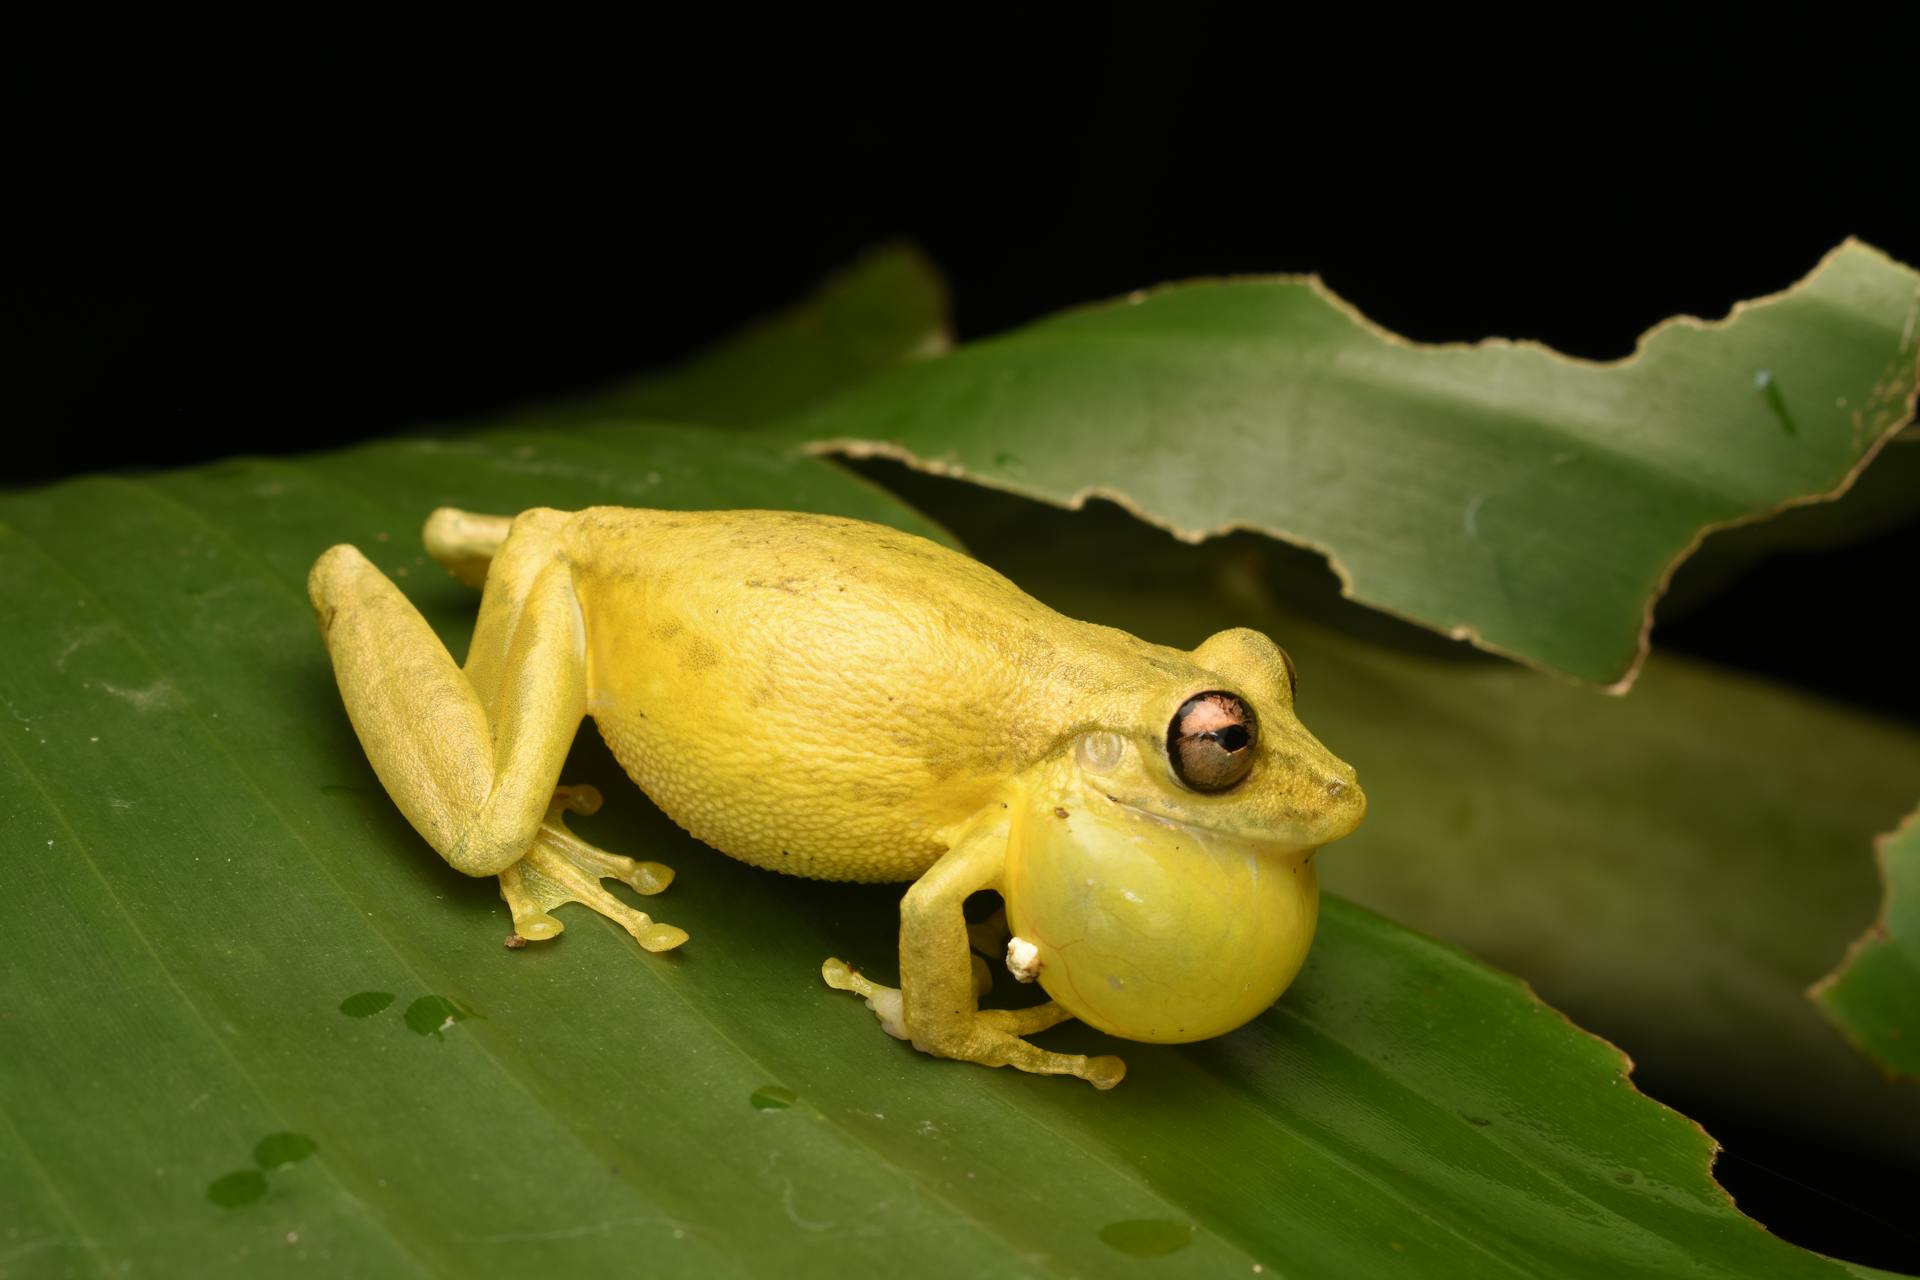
left=1810, top=804, right=1920, bottom=1082
left=798, top=238, right=1920, bottom=694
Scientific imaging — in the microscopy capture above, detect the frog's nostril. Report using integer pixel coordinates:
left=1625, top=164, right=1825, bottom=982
left=1325, top=777, right=1346, bottom=799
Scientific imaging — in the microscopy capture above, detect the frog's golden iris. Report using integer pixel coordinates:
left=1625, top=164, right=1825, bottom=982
left=310, top=505, right=1365, bottom=1087
left=1166, top=690, right=1258, bottom=792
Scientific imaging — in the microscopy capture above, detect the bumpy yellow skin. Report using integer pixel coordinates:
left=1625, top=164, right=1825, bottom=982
left=309, top=506, right=1365, bottom=1087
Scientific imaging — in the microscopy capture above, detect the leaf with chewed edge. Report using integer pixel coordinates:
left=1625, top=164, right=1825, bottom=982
left=775, top=239, right=1920, bottom=688
left=0, top=414, right=1877, bottom=1277
left=1815, top=809, right=1920, bottom=1080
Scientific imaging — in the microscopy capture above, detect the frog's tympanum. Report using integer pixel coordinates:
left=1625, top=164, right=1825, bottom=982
left=310, top=507, right=1365, bottom=1087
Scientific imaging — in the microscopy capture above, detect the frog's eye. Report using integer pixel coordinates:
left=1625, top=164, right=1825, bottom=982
left=1166, top=691, right=1258, bottom=792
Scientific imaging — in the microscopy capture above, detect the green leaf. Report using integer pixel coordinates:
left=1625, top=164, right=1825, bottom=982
left=0, top=423, right=1860, bottom=1276
left=774, top=239, right=1920, bottom=687
left=930, top=488, right=1920, bottom=1157
left=527, top=243, right=949, bottom=427
left=1815, top=809, right=1920, bottom=1079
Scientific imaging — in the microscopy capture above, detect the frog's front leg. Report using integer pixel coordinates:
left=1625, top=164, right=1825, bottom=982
left=308, top=520, right=685, bottom=952
left=823, top=817, right=1125, bottom=1089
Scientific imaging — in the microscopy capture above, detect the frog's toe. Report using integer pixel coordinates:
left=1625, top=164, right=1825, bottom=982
left=975, top=1001, right=1074, bottom=1037
left=541, top=790, right=675, bottom=895
left=967, top=1028, right=1126, bottom=1088
left=511, top=910, right=566, bottom=942
left=493, top=789, right=687, bottom=953
left=823, top=960, right=1123, bottom=1087
left=821, top=958, right=909, bottom=1039
left=551, top=783, right=604, bottom=817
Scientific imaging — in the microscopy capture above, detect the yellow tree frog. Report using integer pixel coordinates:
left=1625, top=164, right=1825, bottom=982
left=308, top=506, right=1365, bottom=1087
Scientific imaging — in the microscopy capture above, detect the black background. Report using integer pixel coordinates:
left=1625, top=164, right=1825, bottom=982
left=17, top=4, right=1920, bottom=1267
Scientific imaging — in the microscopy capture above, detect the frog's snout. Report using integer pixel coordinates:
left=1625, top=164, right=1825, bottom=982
left=1321, top=764, right=1367, bottom=840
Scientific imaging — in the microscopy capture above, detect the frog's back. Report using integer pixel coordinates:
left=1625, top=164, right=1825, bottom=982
left=558, top=507, right=1190, bottom=882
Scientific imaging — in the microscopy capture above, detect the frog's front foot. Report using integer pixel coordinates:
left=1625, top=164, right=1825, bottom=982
left=820, top=959, right=1125, bottom=1089
left=497, top=786, right=688, bottom=953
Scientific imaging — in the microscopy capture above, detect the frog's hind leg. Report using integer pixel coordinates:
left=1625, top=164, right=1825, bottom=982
left=309, top=512, right=685, bottom=953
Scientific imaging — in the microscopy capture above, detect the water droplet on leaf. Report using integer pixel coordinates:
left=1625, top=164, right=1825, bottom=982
left=1099, top=1219, right=1192, bottom=1256
left=751, top=1085, right=798, bottom=1110
left=253, top=1132, right=318, bottom=1170
left=206, top=1169, right=268, bottom=1208
left=338, top=991, right=394, bottom=1018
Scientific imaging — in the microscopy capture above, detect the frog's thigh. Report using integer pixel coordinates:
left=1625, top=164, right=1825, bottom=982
left=308, top=542, right=583, bottom=878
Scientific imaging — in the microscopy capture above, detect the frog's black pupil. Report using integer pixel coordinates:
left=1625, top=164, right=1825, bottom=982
left=1211, top=725, right=1250, bottom=753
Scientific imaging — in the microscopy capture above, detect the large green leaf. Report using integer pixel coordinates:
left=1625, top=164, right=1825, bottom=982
left=774, top=239, right=1920, bottom=687
left=0, top=426, right=1867, bottom=1277
left=1815, top=809, right=1920, bottom=1079
left=924, top=486, right=1920, bottom=1158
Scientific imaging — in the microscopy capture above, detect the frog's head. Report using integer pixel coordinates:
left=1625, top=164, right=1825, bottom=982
left=1001, top=627, right=1365, bottom=1044
left=1076, top=626, right=1365, bottom=849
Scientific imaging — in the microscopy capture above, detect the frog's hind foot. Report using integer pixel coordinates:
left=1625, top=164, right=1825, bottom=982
left=498, top=786, right=688, bottom=953
left=820, top=959, right=1123, bottom=1089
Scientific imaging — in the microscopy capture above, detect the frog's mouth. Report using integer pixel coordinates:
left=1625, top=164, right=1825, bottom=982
left=1090, top=788, right=1314, bottom=857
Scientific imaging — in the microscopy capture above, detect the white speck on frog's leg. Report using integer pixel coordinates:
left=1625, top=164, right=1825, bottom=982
left=1006, top=936, right=1041, bottom=983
